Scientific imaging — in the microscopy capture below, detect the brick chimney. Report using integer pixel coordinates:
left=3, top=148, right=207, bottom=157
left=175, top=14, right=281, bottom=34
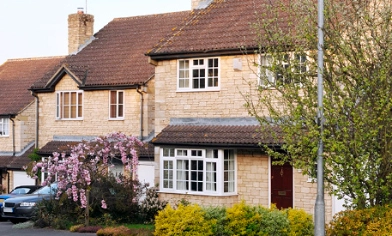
left=68, top=8, right=94, bottom=54
left=192, top=0, right=213, bottom=10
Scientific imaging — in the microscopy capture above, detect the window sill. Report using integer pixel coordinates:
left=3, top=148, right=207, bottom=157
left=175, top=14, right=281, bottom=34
left=56, top=119, right=83, bottom=121
left=158, top=190, right=238, bottom=197
left=108, top=118, right=125, bottom=121
left=176, top=88, right=220, bottom=93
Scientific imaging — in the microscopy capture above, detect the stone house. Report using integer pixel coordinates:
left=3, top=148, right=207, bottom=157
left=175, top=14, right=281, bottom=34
left=0, top=56, right=64, bottom=192
left=147, top=0, right=344, bottom=222
left=30, top=9, right=190, bottom=185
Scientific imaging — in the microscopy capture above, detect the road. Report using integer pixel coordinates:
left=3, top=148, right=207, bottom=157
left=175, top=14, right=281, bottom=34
left=0, top=221, right=96, bottom=236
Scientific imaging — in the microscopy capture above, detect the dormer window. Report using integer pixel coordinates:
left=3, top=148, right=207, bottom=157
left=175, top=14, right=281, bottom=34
left=0, top=118, right=9, bottom=136
left=178, top=58, right=220, bottom=91
left=56, top=91, right=83, bottom=120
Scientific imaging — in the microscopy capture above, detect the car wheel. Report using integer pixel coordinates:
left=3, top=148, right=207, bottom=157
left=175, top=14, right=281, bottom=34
left=10, top=219, right=21, bottom=224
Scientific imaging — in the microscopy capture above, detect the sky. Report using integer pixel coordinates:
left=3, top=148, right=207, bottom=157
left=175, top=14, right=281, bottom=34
left=0, top=0, right=191, bottom=65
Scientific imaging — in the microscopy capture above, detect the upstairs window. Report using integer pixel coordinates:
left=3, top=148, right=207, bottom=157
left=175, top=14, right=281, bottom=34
left=109, top=90, right=124, bottom=119
left=259, top=54, right=308, bottom=87
left=0, top=118, right=9, bottom=136
left=56, top=91, right=83, bottom=120
left=178, top=58, right=220, bottom=91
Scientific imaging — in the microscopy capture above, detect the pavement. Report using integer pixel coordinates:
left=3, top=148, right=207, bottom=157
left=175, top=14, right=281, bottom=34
left=0, top=221, right=96, bottom=236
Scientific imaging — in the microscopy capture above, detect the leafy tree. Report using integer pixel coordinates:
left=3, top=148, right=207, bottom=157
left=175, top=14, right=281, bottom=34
left=244, top=0, right=392, bottom=209
left=30, top=132, right=145, bottom=225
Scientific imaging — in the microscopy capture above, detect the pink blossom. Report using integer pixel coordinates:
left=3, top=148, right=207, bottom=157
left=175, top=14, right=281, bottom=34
left=101, top=200, right=107, bottom=209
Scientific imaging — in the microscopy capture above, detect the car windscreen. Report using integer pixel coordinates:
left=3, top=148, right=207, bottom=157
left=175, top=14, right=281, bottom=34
left=32, top=183, right=57, bottom=195
left=10, top=188, right=31, bottom=194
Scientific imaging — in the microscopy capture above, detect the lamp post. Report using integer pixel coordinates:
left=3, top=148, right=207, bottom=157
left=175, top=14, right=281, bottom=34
left=314, top=0, right=325, bottom=234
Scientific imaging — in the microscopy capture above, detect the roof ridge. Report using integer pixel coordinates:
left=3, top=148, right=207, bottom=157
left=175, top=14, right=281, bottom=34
left=113, top=10, right=191, bottom=21
left=6, top=56, right=66, bottom=62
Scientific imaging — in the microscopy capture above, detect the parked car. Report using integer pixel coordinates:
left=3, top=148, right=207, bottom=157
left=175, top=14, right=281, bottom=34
left=1, top=183, right=57, bottom=224
left=0, top=185, right=41, bottom=221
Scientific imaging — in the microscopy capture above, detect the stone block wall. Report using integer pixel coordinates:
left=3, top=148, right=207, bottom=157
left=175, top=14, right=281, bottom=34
left=38, top=74, right=152, bottom=148
left=68, top=12, right=94, bottom=54
left=154, top=55, right=259, bottom=133
left=0, top=103, right=35, bottom=152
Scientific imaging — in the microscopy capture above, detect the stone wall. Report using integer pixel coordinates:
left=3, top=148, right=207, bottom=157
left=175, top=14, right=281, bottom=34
left=68, top=11, right=94, bottom=54
left=38, top=74, right=153, bottom=148
left=154, top=55, right=258, bottom=133
left=0, top=103, right=35, bottom=152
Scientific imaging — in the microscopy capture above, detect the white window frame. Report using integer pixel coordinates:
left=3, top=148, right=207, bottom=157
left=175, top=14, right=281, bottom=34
left=259, top=53, right=307, bottom=88
left=56, top=91, right=83, bottom=120
left=0, top=118, right=9, bottom=137
left=160, top=148, right=236, bottom=196
left=177, top=57, right=220, bottom=91
left=109, top=90, right=124, bottom=120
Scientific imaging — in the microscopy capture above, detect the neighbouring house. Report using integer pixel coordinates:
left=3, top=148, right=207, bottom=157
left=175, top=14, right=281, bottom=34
left=0, top=56, right=64, bottom=192
left=147, top=0, right=345, bottom=221
left=29, top=9, right=191, bottom=186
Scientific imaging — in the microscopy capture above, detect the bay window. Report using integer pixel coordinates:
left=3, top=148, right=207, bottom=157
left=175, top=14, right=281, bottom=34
left=161, top=148, right=236, bottom=195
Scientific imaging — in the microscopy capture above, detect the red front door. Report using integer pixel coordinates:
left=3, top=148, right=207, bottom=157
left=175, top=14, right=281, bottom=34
left=271, top=162, right=293, bottom=209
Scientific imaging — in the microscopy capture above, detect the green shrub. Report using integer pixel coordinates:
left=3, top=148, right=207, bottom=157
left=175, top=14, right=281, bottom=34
left=203, top=206, right=228, bottom=235
left=32, top=194, right=83, bottom=229
left=258, top=207, right=290, bottom=236
left=153, top=202, right=315, bottom=236
left=225, top=201, right=264, bottom=235
left=154, top=203, right=215, bottom=236
left=69, top=224, right=84, bottom=232
left=140, top=186, right=167, bottom=223
left=286, top=208, right=313, bottom=236
left=326, top=205, right=392, bottom=236
left=97, top=226, right=133, bottom=236
left=77, top=225, right=103, bottom=233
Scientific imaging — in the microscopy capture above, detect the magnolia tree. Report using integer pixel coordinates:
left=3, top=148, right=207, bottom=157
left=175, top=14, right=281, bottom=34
left=244, top=0, right=392, bottom=209
left=30, top=132, right=145, bottom=224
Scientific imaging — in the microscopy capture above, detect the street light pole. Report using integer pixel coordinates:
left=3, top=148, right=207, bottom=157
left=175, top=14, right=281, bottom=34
left=315, top=0, right=325, bottom=234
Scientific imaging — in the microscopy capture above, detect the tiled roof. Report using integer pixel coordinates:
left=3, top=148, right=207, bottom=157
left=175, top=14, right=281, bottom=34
left=0, top=145, right=35, bottom=169
left=148, top=0, right=293, bottom=57
left=31, top=11, right=191, bottom=90
left=0, top=57, right=64, bottom=115
left=38, top=140, right=154, bottom=160
left=152, top=125, right=283, bottom=147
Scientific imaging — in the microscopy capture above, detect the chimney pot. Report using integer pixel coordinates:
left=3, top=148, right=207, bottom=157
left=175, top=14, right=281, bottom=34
left=77, top=7, right=84, bottom=14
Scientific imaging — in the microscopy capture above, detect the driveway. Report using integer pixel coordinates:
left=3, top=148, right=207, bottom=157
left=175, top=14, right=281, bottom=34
left=0, top=221, right=96, bottom=236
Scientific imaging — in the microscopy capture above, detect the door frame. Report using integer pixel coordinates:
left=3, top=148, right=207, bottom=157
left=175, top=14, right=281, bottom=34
left=268, top=156, right=294, bottom=209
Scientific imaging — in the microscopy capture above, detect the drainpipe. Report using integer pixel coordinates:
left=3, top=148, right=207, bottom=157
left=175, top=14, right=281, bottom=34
left=136, top=85, right=145, bottom=141
left=9, top=116, right=15, bottom=156
left=31, top=92, right=39, bottom=148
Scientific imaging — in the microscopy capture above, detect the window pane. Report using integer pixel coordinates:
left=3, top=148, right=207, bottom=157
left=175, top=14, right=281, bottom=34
left=71, top=92, right=77, bottom=105
left=224, top=150, right=235, bottom=192
left=56, top=93, right=60, bottom=118
left=190, top=160, right=203, bottom=192
left=110, top=91, right=117, bottom=104
left=118, top=105, right=123, bottom=117
left=64, top=106, right=70, bottom=118
left=118, top=92, right=124, bottom=104
left=78, top=93, right=83, bottom=117
left=71, top=105, right=77, bottom=118
left=0, top=119, right=9, bottom=136
left=110, top=105, right=116, bottom=118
